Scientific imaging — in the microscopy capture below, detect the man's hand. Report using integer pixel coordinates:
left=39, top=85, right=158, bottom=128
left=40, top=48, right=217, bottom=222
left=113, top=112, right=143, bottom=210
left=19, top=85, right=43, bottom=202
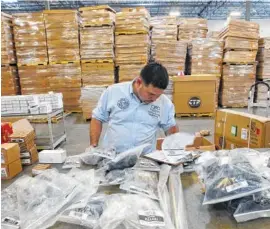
left=165, top=125, right=179, bottom=136
left=90, top=118, right=103, bottom=147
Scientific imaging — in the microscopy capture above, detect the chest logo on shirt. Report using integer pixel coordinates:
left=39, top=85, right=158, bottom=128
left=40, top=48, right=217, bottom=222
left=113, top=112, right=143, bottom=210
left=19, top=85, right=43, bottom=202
left=117, top=98, right=130, bottom=110
left=148, top=105, right=160, bottom=118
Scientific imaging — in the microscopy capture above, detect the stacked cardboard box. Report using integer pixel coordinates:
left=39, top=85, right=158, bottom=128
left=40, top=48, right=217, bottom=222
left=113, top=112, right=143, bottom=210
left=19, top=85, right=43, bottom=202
left=220, top=64, right=256, bottom=107
left=1, top=143, right=22, bottom=180
left=177, top=18, right=208, bottom=41
left=44, top=10, right=79, bottom=63
left=187, top=38, right=224, bottom=105
left=13, top=12, right=48, bottom=65
left=257, top=37, right=270, bottom=80
left=48, top=63, right=82, bottom=112
left=1, top=13, right=16, bottom=65
left=19, top=65, right=49, bottom=95
left=219, top=20, right=259, bottom=107
left=150, top=16, right=187, bottom=76
left=115, top=7, right=150, bottom=82
left=1, top=66, right=20, bottom=96
left=80, top=86, right=107, bottom=120
left=256, top=80, right=270, bottom=106
left=207, top=31, right=220, bottom=39
left=79, top=5, right=115, bottom=86
left=9, top=119, right=38, bottom=166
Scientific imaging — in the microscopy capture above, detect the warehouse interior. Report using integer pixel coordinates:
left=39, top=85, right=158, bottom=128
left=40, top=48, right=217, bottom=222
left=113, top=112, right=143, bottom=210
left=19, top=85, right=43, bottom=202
left=1, top=0, right=270, bottom=229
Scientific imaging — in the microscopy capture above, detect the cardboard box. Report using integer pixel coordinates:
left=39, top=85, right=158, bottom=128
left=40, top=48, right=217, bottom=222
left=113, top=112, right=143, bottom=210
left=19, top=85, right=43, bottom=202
left=1, top=159, right=22, bottom=180
left=215, top=109, right=270, bottom=149
left=38, top=149, right=67, bottom=163
left=173, top=76, right=217, bottom=114
left=32, top=164, right=51, bottom=176
left=1, top=143, right=20, bottom=165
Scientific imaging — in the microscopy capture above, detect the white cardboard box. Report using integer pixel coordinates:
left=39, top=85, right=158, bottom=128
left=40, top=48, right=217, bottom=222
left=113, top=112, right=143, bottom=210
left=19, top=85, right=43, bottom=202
left=38, top=149, right=67, bottom=163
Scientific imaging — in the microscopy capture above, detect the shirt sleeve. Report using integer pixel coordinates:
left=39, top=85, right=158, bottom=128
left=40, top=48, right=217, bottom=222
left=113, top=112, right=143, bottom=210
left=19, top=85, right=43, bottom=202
left=92, top=88, right=110, bottom=123
left=159, top=99, right=176, bottom=132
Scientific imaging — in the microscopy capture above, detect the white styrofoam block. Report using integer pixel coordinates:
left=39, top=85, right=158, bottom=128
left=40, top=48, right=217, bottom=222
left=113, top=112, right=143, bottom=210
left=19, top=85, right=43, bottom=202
left=38, top=149, right=67, bottom=163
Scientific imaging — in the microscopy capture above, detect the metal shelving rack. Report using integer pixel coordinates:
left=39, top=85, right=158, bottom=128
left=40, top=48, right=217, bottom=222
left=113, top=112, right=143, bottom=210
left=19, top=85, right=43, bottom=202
left=1, top=109, right=67, bottom=150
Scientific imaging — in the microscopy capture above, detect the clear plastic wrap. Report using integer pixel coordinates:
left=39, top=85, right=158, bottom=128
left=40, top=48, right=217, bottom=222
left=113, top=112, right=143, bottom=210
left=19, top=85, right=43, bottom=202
left=133, top=157, right=161, bottom=171
left=100, top=168, right=133, bottom=186
left=168, top=166, right=188, bottom=229
left=162, top=132, right=195, bottom=150
left=234, top=190, right=270, bottom=222
left=1, top=176, right=32, bottom=229
left=80, top=147, right=103, bottom=165
left=58, top=194, right=107, bottom=227
left=200, top=150, right=270, bottom=205
left=120, top=170, right=159, bottom=200
left=98, top=194, right=175, bottom=229
left=17, top=169, right=85, bottom=229
left=62, top=156, right=82, bottom=169
left=106, top=144, right=150, bottom=171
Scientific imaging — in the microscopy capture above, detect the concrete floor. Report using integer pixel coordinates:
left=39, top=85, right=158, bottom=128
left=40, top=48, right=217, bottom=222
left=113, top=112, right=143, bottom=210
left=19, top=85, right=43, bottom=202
left=2, top=112, right=270, bottom=229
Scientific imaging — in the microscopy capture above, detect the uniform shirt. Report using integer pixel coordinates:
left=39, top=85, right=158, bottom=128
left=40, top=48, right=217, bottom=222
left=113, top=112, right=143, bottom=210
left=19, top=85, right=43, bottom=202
left=92, top=81, right=176, bottom=154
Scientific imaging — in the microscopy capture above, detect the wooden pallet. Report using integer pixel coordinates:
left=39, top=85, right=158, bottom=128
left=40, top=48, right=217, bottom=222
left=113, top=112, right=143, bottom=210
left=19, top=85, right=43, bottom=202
left=220, top=105, right=247, bottom=108
left=115, top=30, right=149, bottom=35
left=1, top=63, right=17, bottom=67
left=223, top=61, right=257, bottom=65
left=224, top=48, right=258, bottom=52
left=17, top=62, right=48, bottom=67
left=65, top=109, right=82, bottom=113
left=81, top=59, right=114, bottom=64
left=176, top=113, right=214, bottom=118
left=80, top=22, right=115, bottom=27
left=50, top=61, right=80, bottom=65
left=79, top=5, right=116, bottom=13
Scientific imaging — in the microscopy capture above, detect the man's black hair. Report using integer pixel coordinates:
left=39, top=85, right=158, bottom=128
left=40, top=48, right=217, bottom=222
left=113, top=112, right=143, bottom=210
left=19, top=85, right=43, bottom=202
left=140, top=62, right=169, bottom=89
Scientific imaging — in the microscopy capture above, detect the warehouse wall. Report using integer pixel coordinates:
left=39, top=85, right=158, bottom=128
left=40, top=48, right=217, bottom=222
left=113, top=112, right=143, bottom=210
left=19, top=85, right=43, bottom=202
left=208, top=19, right=270, bottom=37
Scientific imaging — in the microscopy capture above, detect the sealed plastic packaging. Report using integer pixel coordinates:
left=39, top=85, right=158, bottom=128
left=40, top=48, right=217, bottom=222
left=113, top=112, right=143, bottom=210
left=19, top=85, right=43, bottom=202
left=199, top=150, right=270, bottom=205
left=98, top=194, right=175, bottom=229
left=100, top=168, right=133, bottom=186
left=62, top=156, right=82, bottom=169
left=58, top=194, right=107, bottom=227
left=234, top=190, right=270, bottom=222
left=17, top=169, right=86, bottom=229
left=161, top=132, right=195, bottom=150
left=133, top=157, right=161, bottom=172
left=120, top=170, right=159, bottom=200
left=80, top=147, right=103, bottom=165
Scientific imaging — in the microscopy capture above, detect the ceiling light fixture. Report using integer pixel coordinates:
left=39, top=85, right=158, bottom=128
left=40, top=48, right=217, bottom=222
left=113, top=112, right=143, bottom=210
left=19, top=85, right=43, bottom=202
left=230, top=11, right=241, bottom=16
left=169, top=11, right=180, bottom=16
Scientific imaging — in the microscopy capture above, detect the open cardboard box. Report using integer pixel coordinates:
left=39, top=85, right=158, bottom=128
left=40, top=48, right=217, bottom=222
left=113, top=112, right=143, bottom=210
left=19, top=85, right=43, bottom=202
left=156, top=136, right=216, bottom=151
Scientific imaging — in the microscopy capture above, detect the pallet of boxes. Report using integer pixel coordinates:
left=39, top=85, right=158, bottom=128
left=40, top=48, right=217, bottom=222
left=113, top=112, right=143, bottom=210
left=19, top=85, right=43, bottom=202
left=9, top=119, right=38, bottom=166
left=219, top=20, right=259, bottom=108
left=44, top=10, right=82, bottom=112
left=150, top=16, right=187, bottom=101
left=256, top=37, right=270, bottom=106
left=79, top=5, right=115, bottom=120
left=115, top=7, right=150, bottom=82
left=1, top=13, right=20, bottom=96
left=13, top=12, right=49, bottom=95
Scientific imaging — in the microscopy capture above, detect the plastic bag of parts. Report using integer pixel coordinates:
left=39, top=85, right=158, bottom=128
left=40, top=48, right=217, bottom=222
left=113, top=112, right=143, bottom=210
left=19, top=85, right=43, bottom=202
left=105, top=144, right=151, bottom=171
left=169, top=166, right=189, bottom=229
left=98, top=194, right=175, bottom=229
left=58, top=194, right=107, bottom=227
left=67, top=168, right=100, bottom=193
left=1, top=176, right=32, bottom=229
left=164, top=150, right=193, bottom=164
left=233, top=189, right=270, bottom=222
left=162, top=132, right=195, bottom=150
left=17, top=169, right=85, bottom=229
left=120, top=170, right=159, bottom=200
left=133, top=157, right=161, bottom=172
left=62, top=156, right=82, bottom=169
left=100, top=168, right=133, bottom=186
left=202, top=151, right=270, bottom=205
left=80, top=147, right=103, bottom=165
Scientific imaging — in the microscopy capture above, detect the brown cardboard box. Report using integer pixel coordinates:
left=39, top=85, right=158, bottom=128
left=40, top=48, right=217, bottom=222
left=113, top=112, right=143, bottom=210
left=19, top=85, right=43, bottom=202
left=1, top=143, right=20, bottom=165
left=215, top=109, right=270, bottom=149
left=32, top=164, right=51, bottom=176
left=10, top=119, right=35, bottom=140
left=1, top=159, right=22, bottom=180
left=173, top=75, right=217, bottom=114
left=156, top=136, right=215, bottom=151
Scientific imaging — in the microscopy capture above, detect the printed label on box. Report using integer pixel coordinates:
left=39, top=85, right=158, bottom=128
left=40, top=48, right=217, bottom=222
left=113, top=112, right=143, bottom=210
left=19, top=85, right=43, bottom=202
left=138, top=210, right=165, bottom=227
left=231, top=126, right=237, bottom=136
left=21, top=159, right=31, bottom=164
left=1, top=153, right=5, bottom=164
left=241, top=128, right=248, bottom=140
left=1, top=168, right=8, bottom=178
left=1, top=216, right=20, bottom=228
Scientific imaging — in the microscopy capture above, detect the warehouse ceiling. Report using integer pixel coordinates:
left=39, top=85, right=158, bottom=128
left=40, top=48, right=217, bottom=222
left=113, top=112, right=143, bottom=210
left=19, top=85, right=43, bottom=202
left=1, top=0, right=270, bottom=20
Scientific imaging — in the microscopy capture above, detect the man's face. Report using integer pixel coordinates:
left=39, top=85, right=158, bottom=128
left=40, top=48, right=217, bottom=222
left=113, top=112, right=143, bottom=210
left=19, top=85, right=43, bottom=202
left=136, top=78, right=164, bottom=104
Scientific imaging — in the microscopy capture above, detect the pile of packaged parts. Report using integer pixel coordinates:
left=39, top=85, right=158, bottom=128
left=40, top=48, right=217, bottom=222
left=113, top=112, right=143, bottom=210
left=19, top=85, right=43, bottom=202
left=1, top=138, right=189, bottom=229
left=195, top=148, right=270, bottom=222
